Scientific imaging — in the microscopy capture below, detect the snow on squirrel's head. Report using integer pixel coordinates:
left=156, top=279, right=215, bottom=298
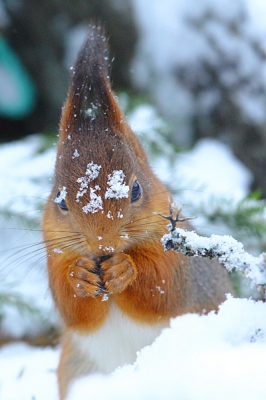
left=48, top=25, right=169, bottom=257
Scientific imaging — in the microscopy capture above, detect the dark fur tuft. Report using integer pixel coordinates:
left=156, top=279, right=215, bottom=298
left=64, top=25, right=121, bottom=130
left=71, top=25, right=109, bottom=104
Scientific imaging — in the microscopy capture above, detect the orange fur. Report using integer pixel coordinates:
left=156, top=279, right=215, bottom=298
left=43, top=25, right=233, bottom=399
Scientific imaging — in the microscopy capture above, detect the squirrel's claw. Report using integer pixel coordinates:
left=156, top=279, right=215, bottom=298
left=101, top=253, right=137, bottom=294
left=68, top=258, right=102, bottom=299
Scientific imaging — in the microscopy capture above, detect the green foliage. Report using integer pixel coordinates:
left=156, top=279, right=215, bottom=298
left=0, top=291, right=42, bottom=320
left=0, top=289, right=59, bottom=345
left=117, top=90, right=151, bottom=112
left=0, top=209, right=41, bottom=229
left=35, top=131, right=58, bottom=154
left=118, top=91, right=181, bottom=162
left=195, top=194, right=266, bottom=253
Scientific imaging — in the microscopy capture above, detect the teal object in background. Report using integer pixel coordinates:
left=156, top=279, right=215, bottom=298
left=0, top=36, right=36, bottom=119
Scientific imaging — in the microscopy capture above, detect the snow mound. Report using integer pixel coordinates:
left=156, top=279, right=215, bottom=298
left=68, top=296, right=266, bottom=400
left=1, top=297, right=265, bottom=400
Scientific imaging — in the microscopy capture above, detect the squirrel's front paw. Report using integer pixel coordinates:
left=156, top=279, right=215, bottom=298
left=101, top=253, right=137, bottom=294
left=68, top=258, right=105, bottom=298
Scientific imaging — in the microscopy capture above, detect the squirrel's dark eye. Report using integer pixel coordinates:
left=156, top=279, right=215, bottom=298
left=131, top=180, right=141, bottom=203
left=55, top=191, right=69, bottom=211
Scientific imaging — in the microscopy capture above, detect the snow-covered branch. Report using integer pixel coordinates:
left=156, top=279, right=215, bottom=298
left=162, top=227, right=266, bottom=296
left=159, top=204, right=266, bottom=296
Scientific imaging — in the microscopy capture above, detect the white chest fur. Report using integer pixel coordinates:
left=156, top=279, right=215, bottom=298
left=70, top=302, right=168, bottom=374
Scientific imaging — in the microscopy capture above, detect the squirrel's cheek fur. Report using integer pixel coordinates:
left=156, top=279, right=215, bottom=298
left=42, top=25, right=233, bottom=400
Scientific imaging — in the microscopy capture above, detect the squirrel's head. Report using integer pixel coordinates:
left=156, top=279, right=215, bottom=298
left=44, top=25, right=169, bottom=259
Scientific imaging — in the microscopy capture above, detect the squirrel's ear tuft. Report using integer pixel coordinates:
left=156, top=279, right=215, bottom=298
left=59, top=24, right=125, bottom=136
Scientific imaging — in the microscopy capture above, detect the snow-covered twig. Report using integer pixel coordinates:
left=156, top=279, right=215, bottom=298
left=160, top=205, right=266, bottom=297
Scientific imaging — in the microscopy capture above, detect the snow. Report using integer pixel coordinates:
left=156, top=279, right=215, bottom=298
left=153, top=137, right=252, bottom=209
left=0, top=134, right=55, bottom=338
left=128, top=105, right=252, bottom=210
left=54, top=186, right=67, bottom=203
left=105, top=170, right=129, bottom=199
left=162, top=227, right=266, bottom=287
left=53, top=248, right=64, bottom=254
left=0, top=134, right=55, bottom=219
left=106, top=210, right=114, bottom=220
left=72, top=149, right=80, bottom=159
left=82, top=186, right=103, bottom=214
left=76, top=162, right=102, bottom=202
left=246, top=0, right=266, bottom=36
left=68, top=296, right=266, bottom=400
left=77, top=167, right=129, bottom=210
left=128, top=104, right=174, bottom=160
left=0, top=343, right=59, bottom=400
left=1, top=297, right=266, bottom=400
left=103, top=246, right=114, bottom=253
left=132, top=0, right=266, bottom=144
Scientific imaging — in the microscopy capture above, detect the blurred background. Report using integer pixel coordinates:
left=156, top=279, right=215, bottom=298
left=0, top=0, right=266, bottom=196
left=0, top=0, right=266, bottom=346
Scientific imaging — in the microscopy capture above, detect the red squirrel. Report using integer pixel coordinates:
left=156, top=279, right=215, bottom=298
left=43, top=25, right=233, bottom=399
